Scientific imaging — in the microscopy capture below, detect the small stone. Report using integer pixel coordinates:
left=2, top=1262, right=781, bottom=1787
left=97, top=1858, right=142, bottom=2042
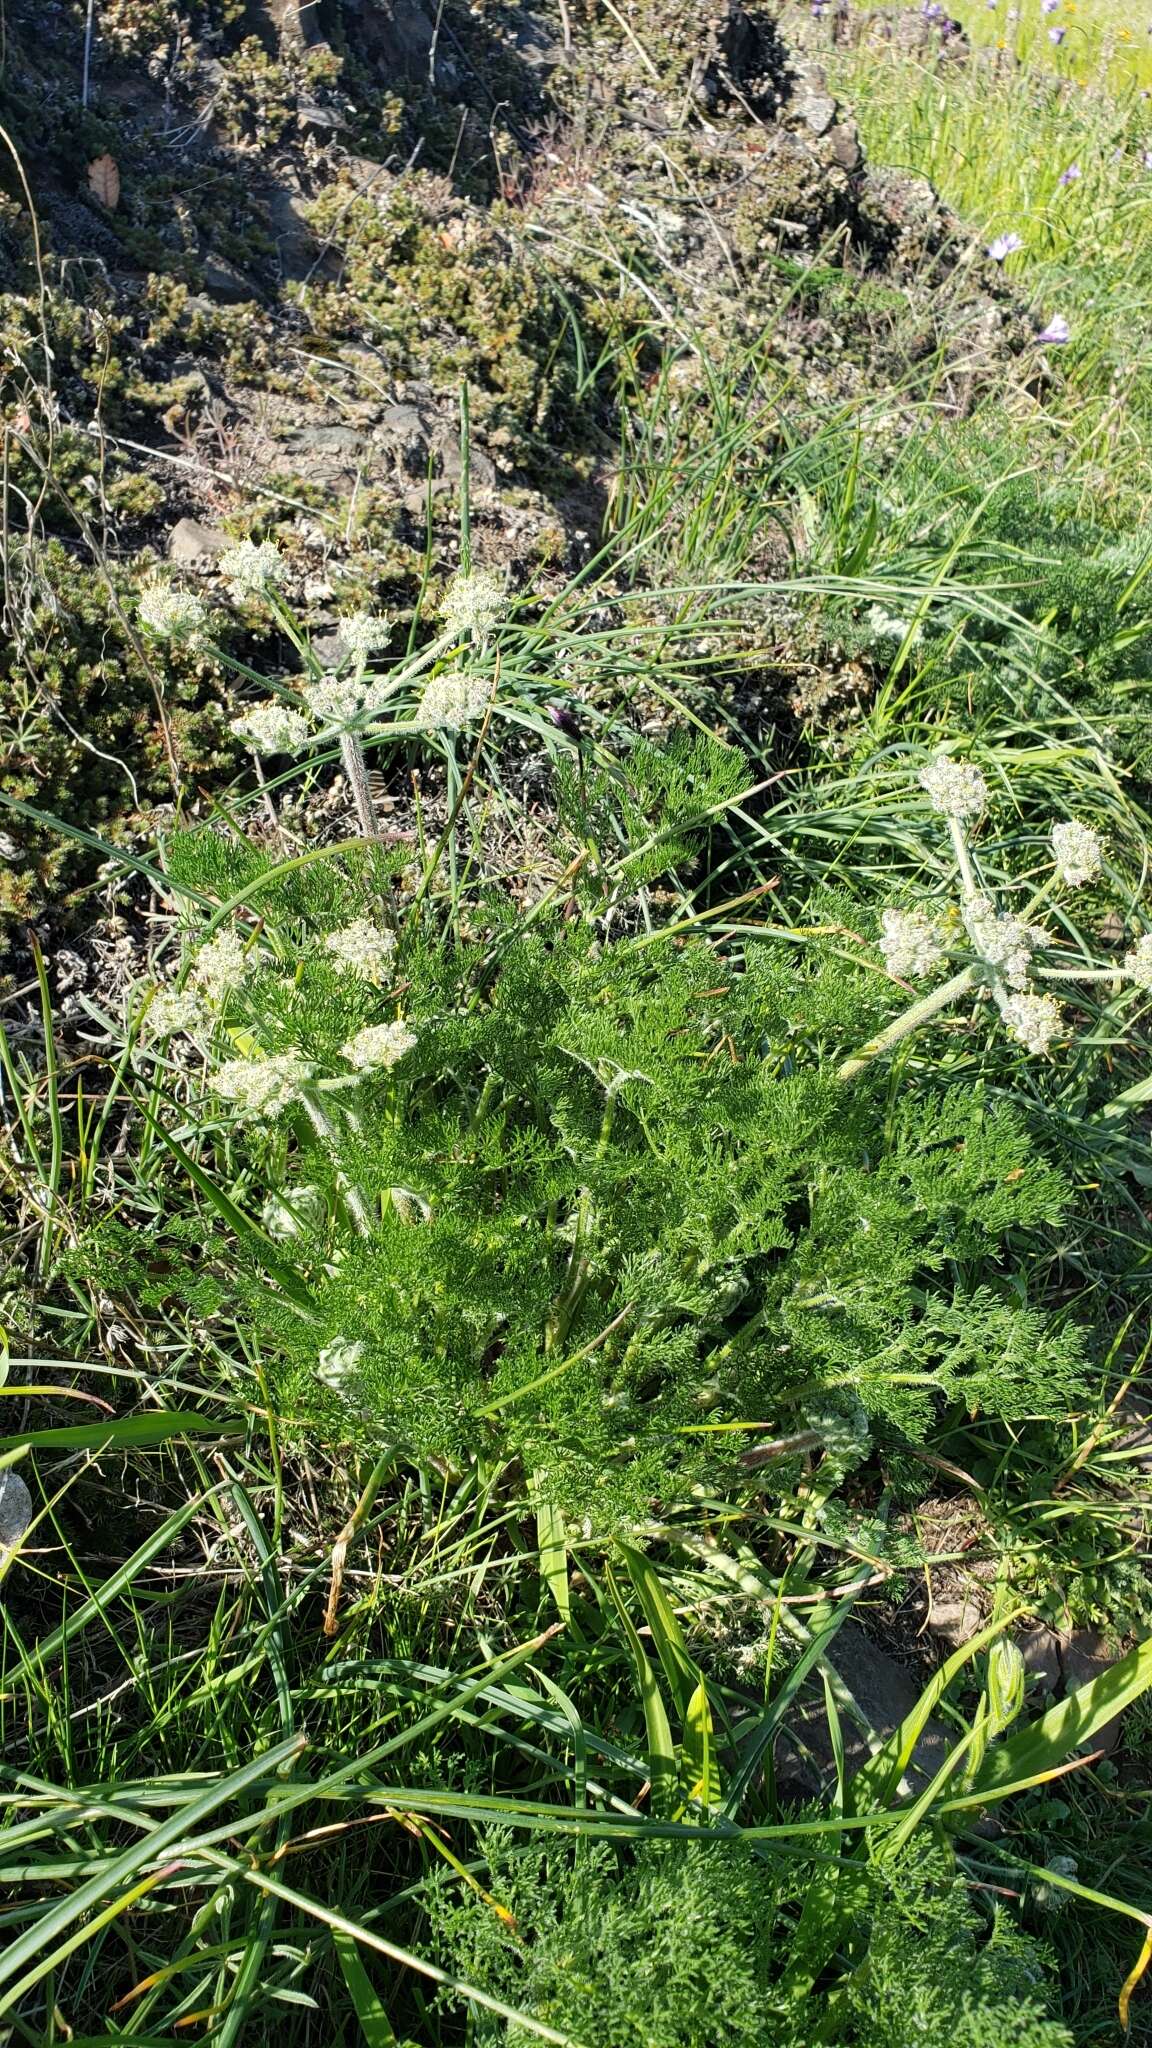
left=200, top=254, right=260, bottom=303
left=828, top=124, right=863, bottom=172
left=926, top=1591, right=984, bottom=1648
left=0, top=1469, right=33, bottom=1552
left=167, top=517, right=229, bottom=567
left=796, top=93, right=837, bottom=135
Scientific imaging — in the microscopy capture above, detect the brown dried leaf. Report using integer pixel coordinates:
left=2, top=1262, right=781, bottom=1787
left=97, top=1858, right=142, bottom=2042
left=88, top=154, right=120, bottom=210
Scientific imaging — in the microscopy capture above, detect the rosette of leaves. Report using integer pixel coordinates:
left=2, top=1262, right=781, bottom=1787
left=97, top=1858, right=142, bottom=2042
left=109, top=831, right=1088, bottom=1531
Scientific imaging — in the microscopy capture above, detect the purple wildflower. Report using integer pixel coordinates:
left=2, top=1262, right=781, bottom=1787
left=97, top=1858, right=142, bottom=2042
left=549, top=703, right=582, bottom=741
left=1144, top=149, right=1152, bottom=168
left=1040, top=0, right=1059, bottom=12
left=1057, top=161, right=1081, bottom=184
left=1048, top=23, right=1066, bottom=40
left=987, top=231, right=1024, bottom=259
left=1036, top=313, right=1070, bottom=344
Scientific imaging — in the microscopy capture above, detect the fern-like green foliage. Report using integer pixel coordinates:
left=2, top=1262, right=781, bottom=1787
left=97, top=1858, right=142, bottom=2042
left=97, top=830, right=1090, bottom=1529
left=424, top=1832, right=1072, bottom=2047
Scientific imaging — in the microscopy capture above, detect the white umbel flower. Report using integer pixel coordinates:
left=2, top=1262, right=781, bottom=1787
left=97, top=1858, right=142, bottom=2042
left=879, top=906, right=947, bottom=980
left=867, top=605, right=920, bottom=647
left=303, top=675, right=369, bottom=729
left=219, top=537, right=287, bottom=599
left=962, top=896, right=1043, bottom=991
left=325, top=919, right=397, bottom=981
left=919, top=752, right=988, bottom=819
left=230, top=703, right=310, bottom=753
left=339, top=611, right=391, bottom=660
left=138, top=580, right=208, bottom=641
left=440, top=568, right=506, bottom=642
left=1124, top=933, right=1152, bottom=988
left=410, top=672, right=491, bottom=732
left=1050, top=820, right=1103, bottom=888
left=342, top=1020, right=417, bottom=1070
left=317, top=1337, right=365, bottom=1390
left=213, top=1050, right=314, bottom=1119
left=190, top=927, right=249, bottom=1004
left=999, top=991, right=1064, bottom=1055
left=142, top=985, right=209, bottom=1038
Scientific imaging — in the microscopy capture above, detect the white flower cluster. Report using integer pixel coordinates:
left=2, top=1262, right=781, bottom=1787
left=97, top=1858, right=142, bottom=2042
left=962, top=896, right=1044, bottom=991
left=919, top=752, right=988, bottom=820
left=339, top=611, right=391, bottom=660
left=138, top=580, right=208, bottom=642
left=230, top=703, right=311, bottom=754
left=317, top=1336, right=365, bottom=1391
left=1124, top=933, right=1152, bottom=988
left=879, top=906, right=947, bottom=981
left=1050, top=819, right=1103, bottom=888
left=441, top=567, right=507, bottom=642
left=302, top=673, right=398, bottom=732
left=142, top=985, right=208, bottom=1038
left=410, top=672, right=492, bottom=732
left=219, top=538, right=288, bottom=600
left=190, top=927, right=249, bottom=1004
left=341, top=1020, right=417, bottom=1070
left=325, top=919, right=396, bottom=981
left=999, top=991, right=1064, bottom=1055
left=213, top=1050, right=314, bottom=1119
left=867, top=605, right=920, bottom=647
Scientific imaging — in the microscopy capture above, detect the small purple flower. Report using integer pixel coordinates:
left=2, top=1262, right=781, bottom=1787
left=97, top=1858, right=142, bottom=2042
left=1144, top=149, right=1152, bottom=169
left=1048, top=23, right=1066, bottom=40
left=1036, top=313, right=1070, bottom=344
left=987, top=230, right=1024, bottom=259
left=549, top=703, right=582, bottom=741
left=1057, top=161, right=1081, bottom=184
left=1040, top=0, right=1059, bottom=12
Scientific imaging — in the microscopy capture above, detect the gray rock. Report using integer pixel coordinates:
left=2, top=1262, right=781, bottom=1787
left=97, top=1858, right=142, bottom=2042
left=828, top=124, right=863, bottom=173
left=168, top=517, right=228, bottom=566
left=200, top=255, right=260, bottom=303
left=0, top=1469, right=33, bottom=1551
left=795, top=93, right=837, bottom=136
left=1059, top=1630, right=1125, bottom=1755
left=775, top=1622, right=948, bottom=1800
left=925, top=1590, right=984, bottom=1649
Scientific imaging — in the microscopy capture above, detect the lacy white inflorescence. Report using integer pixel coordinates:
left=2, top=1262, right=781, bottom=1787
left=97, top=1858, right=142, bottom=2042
left=138, top=580, right=208, bottom=641
left=919, top=752, right=988, bottom=820
left=219, top=538, right=288, bottom=600
left=341, top=1020, right=418, bottom=1070
left=213, top=1050, right=314, bottom=1119
left=142, top=986, right=208, bottom=1038
left=998, top=991, right=1064, bottom=1055
left=324, top=920, right=397, bottom=981
left=440, top=568, right=506, bottom=642
left=410, top=672, right=492, bottom=732
left=1124, top=933, right=1152, bottom=988
left=1050, top=820, right=1103, bottom=888
left=190, top=927, right=250, bottom=1004
left=962, top=896, right=1044, bottom=991
left=230, top=703, right=311, bottom=754
left=878, top=907, right=947, bottom=981
left=339, top=611, right=391, bottom=660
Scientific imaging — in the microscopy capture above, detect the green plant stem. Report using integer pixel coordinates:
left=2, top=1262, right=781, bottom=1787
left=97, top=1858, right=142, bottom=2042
left=300, top=1090, right=374, bottom=1235
left=835, top=963, right=980, bottom=1083
left=339, top=731, right=380, bottom=841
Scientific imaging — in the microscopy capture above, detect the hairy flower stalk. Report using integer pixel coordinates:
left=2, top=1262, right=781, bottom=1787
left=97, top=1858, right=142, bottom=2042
left=340, top=728, right=381, bottom=840
left=835, top=964, right=980, bottom=1082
